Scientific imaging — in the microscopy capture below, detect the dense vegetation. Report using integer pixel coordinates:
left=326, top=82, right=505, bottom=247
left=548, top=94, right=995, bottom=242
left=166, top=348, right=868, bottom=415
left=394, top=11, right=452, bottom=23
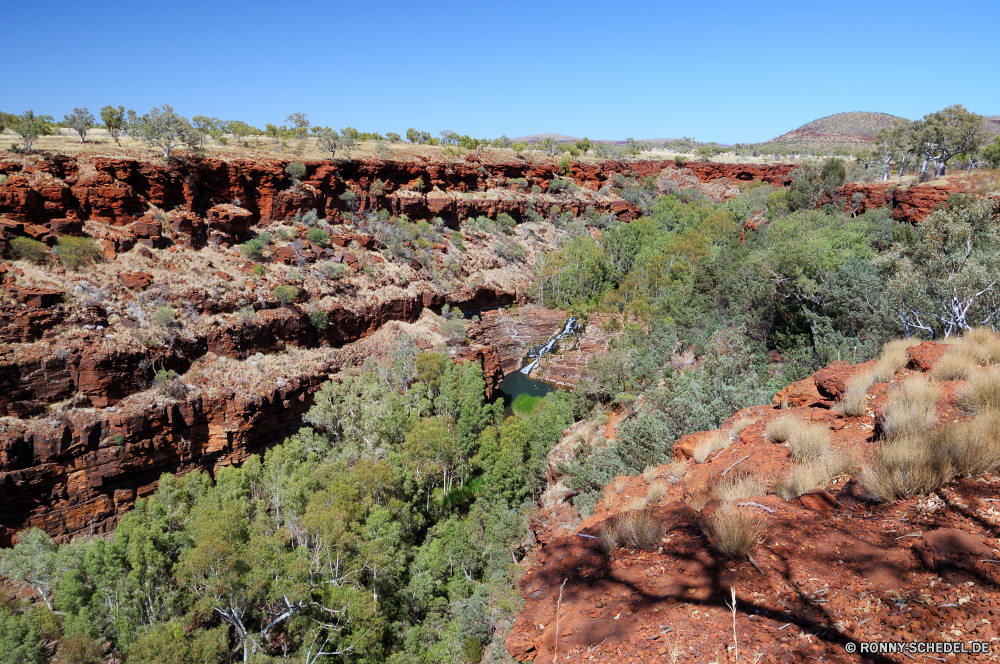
left=2, top=162, right=999, bottom=662
left=1, top=360, right=571, bottom=663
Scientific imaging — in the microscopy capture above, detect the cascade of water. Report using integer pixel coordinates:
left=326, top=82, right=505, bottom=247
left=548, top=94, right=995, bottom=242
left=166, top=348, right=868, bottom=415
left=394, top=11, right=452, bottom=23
left=520, top=316, right=577, bottom=375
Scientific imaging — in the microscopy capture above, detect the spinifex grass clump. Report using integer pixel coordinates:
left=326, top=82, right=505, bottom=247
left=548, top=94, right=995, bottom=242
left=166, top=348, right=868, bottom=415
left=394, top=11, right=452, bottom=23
left=704, top=505, right=766, bottom=559
left=599, top=508, right=665, bottom=552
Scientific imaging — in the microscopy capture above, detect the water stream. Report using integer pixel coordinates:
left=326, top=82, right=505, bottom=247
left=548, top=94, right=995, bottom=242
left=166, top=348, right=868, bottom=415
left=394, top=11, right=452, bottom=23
left=519, top=316, right=577, bottom=375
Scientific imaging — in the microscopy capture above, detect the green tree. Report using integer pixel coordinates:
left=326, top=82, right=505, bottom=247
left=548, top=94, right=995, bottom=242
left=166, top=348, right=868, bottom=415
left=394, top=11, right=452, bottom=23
left=910, top=105, right=988, bottom=177
left=882, top=197, right=1000, bottom=337
left=316, top=127, right=339, bottom=158
left=100, top=105, right=126, bottom=145
left=285, top=112, right=310, bottom=138
left=225, top=120, right=259, bottom=146
left=133, top=105, right=197, bottom=157
left=8, top=110, right=55, bottom=152
left=191, top=116, right=221, bottom=145
left=64, top=107, right=95, bottom=142
left=286, top=161, right=307, bottom=184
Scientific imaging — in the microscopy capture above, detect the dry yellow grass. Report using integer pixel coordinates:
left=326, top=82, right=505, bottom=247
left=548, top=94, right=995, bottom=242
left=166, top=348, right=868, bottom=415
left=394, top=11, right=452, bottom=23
left=881, top=376, right=940, bottom=439
left=765, top=415, right=800, bottom=443
left=646, top=480, right=668, bottom=504
left=958, top=366, right=1000, bottom=412
left=727, top=415, right=757, bottom=441
left=766, top=415, right=830, bottom=461
left=693, top=430, right=729, bottom=463
left=642, top=465, right=659, bottom=483
left=713, top=472, right=768, bottom=503
left=872, top=338, right=921, bottom=382
left=835, top=370, right=875, bottom=416
left=703, top=505, right=766, bottom=559
left=612, top=477, right=627, bottom=494
left=933, top=328, right=1000, bottom=380
left=776, top=452, right=856, bottom=500
left=671, top=461, right=688, bottom=480
left=787, top=423, right=830, bottom=462
left=861, top=407, right=1000, bottom=502
left=599, top=508, right=665, bottom=552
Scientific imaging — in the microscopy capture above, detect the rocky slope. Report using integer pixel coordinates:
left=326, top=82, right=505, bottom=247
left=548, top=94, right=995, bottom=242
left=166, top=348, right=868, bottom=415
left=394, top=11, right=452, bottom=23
left=506, top=343, right=1000, bottom=663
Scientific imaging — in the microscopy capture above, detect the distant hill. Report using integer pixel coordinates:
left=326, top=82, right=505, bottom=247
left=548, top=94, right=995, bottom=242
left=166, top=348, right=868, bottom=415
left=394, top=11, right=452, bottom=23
left=985, top=116, right=1000, bottom=138
left=766, top=112, right=906, bottom=147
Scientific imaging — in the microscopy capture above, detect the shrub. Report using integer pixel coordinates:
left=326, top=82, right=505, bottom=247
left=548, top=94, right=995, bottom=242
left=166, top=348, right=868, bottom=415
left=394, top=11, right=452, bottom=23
left=958, top=366, right=1000, bottom=413
left=598, top=508, right=664, bottom=552
left=835, top=370, right=875, bottom=416
left=240, top=238, right=265, bottom=259
left=548, top=178, right=570, bottom=194
left=271, top=284, right=298, bottom=306
left=56, top=236, right=101, bottom=269
left=306, top=228, right=330, bottom=247
left=9, top=237, right=47, bottom=263
left=496, top=212, right=516, bottom=233
left=713, top=471, right=767, bottom=503
left=252, top=264, right=265, bottom=276
left=153, top=369, right=184, bottom=398
left=703, top=505, right=765, bottom=558
left=320, top=262, right=348, bottom=280
left=881, top=376, right=940, bottom=440
left=285, top=162, right=307, bottom=183
left=440, top=317, right=468, bottom=345
left=450, top=230, right=464, bottom=249
left=236, top=305, right=255, bottom=322
left=309, top=310, right=328, bottom=330
left=151, top=306, right=176, bottom=327
left=693, top=430, right=729, bottom=463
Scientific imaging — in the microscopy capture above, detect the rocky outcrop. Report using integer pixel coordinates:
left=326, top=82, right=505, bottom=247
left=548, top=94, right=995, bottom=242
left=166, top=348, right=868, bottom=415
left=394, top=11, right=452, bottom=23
left=507, top=343, right=1000, bottom=664
left=0, top=157, right=801, bottom=232
left=0, top=370, right=327, bottom=546
left=836, top=182, right=960, bottom=222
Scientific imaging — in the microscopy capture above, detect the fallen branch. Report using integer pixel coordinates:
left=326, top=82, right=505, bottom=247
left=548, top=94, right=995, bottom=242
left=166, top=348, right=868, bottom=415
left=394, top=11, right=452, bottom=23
left=895, top=532, right=923, bottom=540
left=578, top=533, right=597, bottom=540
left=747, top=554, right=765, bottom=576
left=738, top=502, right=774, bottom=514
left=720, top=455, right=750, bottom=477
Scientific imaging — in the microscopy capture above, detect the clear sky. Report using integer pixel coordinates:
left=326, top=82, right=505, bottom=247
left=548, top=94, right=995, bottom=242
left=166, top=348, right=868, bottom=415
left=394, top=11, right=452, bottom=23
left=4, top=0, right=998, bottom=144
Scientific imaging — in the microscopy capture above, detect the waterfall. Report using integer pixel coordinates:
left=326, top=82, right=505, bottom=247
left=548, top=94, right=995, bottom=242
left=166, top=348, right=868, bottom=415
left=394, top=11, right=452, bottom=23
left=520, top=317, right=577, bottom=375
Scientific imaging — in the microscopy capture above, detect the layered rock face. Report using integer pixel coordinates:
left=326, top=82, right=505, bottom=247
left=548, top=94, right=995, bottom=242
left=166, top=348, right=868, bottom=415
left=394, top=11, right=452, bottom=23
left=0, top=157, right=796, bottom=232
left=506, top=342, right=1000, bottom=664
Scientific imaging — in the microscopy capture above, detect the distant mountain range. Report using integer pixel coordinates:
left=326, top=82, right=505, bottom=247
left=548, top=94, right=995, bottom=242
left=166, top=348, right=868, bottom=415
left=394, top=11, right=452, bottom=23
left=514, top=110, right=999, bottom=150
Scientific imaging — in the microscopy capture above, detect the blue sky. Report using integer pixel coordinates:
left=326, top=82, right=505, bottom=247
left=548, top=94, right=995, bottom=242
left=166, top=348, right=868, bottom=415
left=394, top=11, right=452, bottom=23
left=4, top=0, right=998, bottom=144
